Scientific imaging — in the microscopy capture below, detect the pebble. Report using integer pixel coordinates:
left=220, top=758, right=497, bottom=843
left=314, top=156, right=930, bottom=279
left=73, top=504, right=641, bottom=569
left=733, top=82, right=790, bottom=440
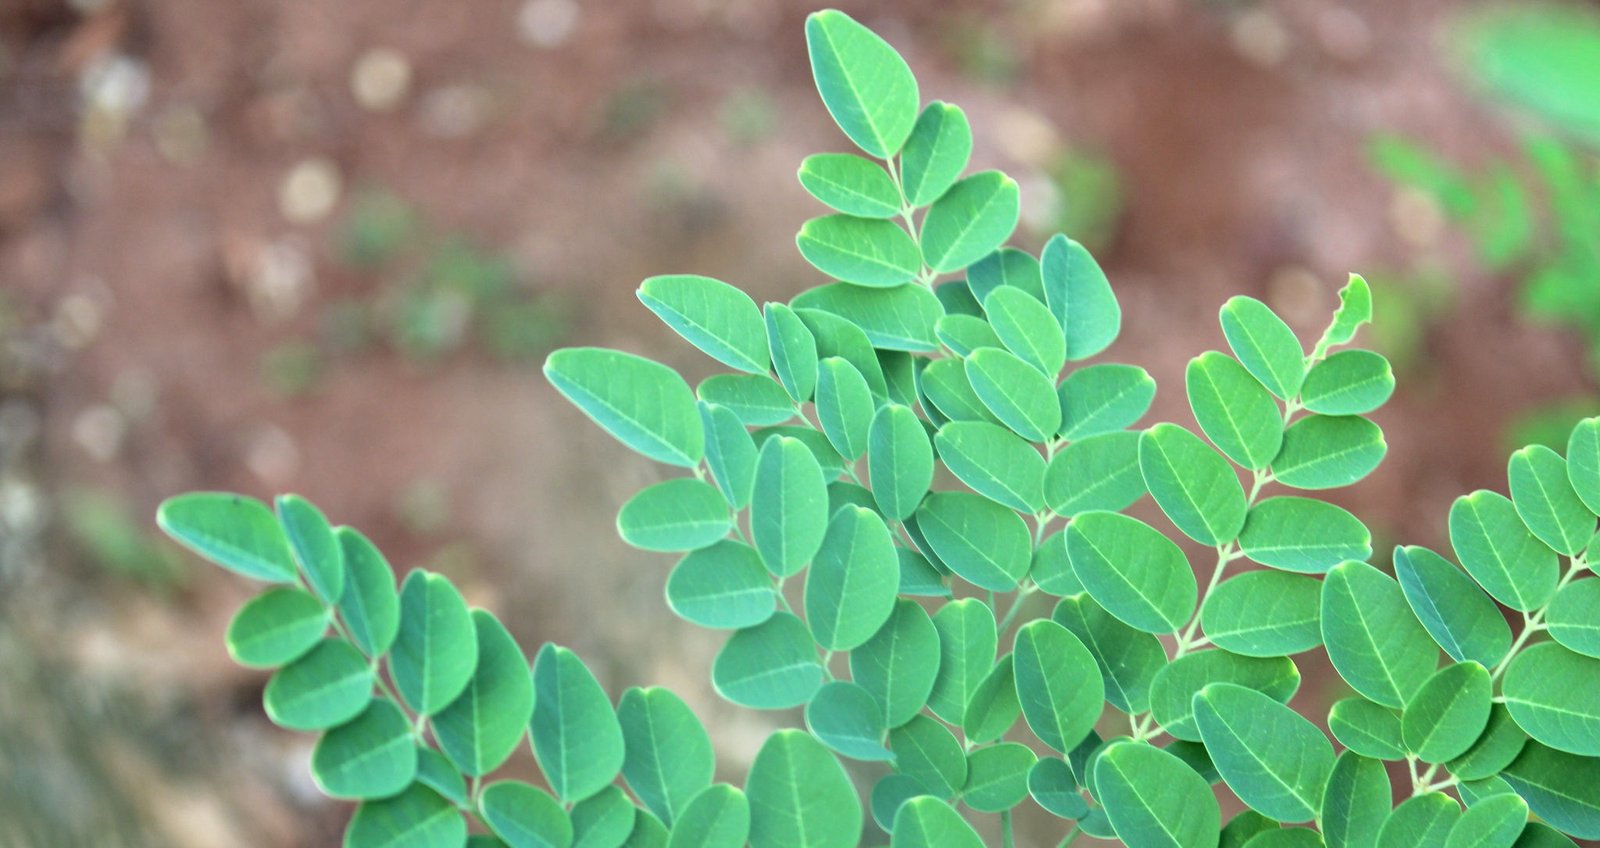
left=350, top=48, right=412, bottom=113
left=278, top=158, right=341, bottom=225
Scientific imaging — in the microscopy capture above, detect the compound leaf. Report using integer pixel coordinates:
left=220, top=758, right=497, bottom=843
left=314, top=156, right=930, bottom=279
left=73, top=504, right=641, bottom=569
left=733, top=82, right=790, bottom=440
left=852, top=599, right=941, bottom=727
left=1202, top=570, right=1323, bottom=657
left=264, top=638, right=372, bottom=731
left=665, top=540, right=775, bottom=630
left=797, top=153, right=902, bottom=218
left=1321, top=561, right=1438, bottom=709
left=1402, top=661, right=1493, bottom=764
left=225, top=586, right=328, bottom=669
left=616, top=478, right=730, bottom=553
left=965, top=347, right=1061, bottom=442
left=1237, top=497, right=1372, bottom=574
left=345, top=784, right=464, bottom=848
left=1502, top=642, right=1600, bottom=756
left=1301, top=350, right=1395, bottom=416
left=1096, top=741, right=1221, bottom=848
left=713, top=612, right=823, bottom=710
left=1186, top=350, right=1284, bottom=470
left=797, top=215, right=921, bottom=287
left=1271, top=415, right=1387, bottom=490
left=869, top=403, right=935, bottom=521
left=804, top=505, right=899, bottom=651
left=1149, top=649, right=1300, bottom=742
left=751, top=436, right=829, bottom=577
left=1058, top=362, right=1156, bottom=440
left=915, top=491, right=1031, bottom=591
left=1394, top=545, right=1512, bottom=668
left=310, top=697, right=415, bottom=800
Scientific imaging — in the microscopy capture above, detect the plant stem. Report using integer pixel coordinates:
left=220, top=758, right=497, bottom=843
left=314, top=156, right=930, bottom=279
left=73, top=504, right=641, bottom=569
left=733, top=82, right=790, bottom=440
left=1001, top=809, right=1015, bottom=848
left=1058, top=824, right=1081, bottom=847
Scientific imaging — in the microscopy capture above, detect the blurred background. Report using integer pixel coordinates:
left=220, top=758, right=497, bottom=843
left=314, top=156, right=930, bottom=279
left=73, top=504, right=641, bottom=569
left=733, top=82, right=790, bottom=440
left=2, top=0, right=1598, bottom=844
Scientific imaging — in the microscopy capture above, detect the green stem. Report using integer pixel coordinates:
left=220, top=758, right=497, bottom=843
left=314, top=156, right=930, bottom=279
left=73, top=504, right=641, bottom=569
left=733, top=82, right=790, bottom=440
left=997, top=584, right=1037, bottom=636
left=1001, top=809, right=1015, bottom=848
left=1057, top=824, right=1081, bottom=847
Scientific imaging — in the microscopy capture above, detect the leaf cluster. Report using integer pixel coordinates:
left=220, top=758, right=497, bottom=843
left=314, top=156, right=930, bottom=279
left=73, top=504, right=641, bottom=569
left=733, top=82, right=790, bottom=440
left=157, top=9, right=1600, bottom=848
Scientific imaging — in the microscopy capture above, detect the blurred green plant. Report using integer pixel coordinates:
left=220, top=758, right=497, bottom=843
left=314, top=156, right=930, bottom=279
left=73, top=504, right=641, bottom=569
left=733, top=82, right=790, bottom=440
left=64, top=488, right=185, bottom=589
left=1045, top=147, right=1125, bottom=252
left=159, top=10, right=1600, bottom=848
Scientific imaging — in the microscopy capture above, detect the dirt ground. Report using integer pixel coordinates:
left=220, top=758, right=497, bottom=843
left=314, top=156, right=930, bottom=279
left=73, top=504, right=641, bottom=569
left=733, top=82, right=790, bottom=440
left=1, top=0, right=1593, bottom=844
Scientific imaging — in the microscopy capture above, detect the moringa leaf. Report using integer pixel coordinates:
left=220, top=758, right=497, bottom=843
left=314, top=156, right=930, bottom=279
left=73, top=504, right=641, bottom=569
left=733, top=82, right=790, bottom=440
left=1376, top=792, right=1460, bottom=848
left=1321, top=561, right=1439, bottom=709
left=392, top=570, right=478, bottom=716
left=852, top=599, right=941, bottom=727
left=665, top=540, right=775, bottom=630
left=1449, top=490, right=1559, bottom=613
left=310, top=698, right=415, bottom=800
left=1565, top=417, right=1600, bottom=517
left=638, top=274, right=769, bottom=373
left=1057, top=362, right=1157, bottom=440
left=751, top=436, right=829, bottom=577
left=797, top=214, right=922, bottom=287
left=713, top=612, right=823, bottom=710
left=333, top=526, right=400, bottom=658
left=1066, top=510, right=1196, bottom=634
left=1040, top=234, right=1120, bottom=360
left=888, top=714, right=967, bottom=797
left=667, top=785, right=750, bottom=848
left=157, top=492, right=297, bottom=583
left=698, top=374, right=796, bottom=427
left=1202, top=570, right=1324, bottom=657
left=1394, top=545, right=1513, bottom=668
left=746, top=729, right=862, bottom=848
left=264, top=638, right=373, bottom=731
left=1139, top=422, right=1248, bottom=545
left=1186, top=350, right=1284, bottom=470
left=814, top=357, right=875, bottom=461
left=1446, top=703, right=1529, bottom=782
left=1547, top=578, right=1600, bottom=657
left=869, top=403, right=935, bottom=521
left=1508, top=444, right=1595, bottom=556
left=571, top=785, right=636, bottom=848
left=1149, top=649, right=1300, bottom=742
left=965, top=347, right=1061, bottom=441
left=479, top=781, right=572, bottom=848
left=1444, top=794, right=1528, bottom=848
left=616, top=478, right=731, bottom=553
left=434, top=610, right=534, bottom=777
left=699, top=402, right=758, bottom=509
left=919, top=357, right=999, bottom=425
left=1500, top=741, right=1600, bottom=839
left=1013, top=619, right=1103, bottom=753
left=1237, top=497, right=1372, bottom=574
left=900, top=102, right=972, bottom=207
left=1502, top=642, right=1600, bottom=756
left=618, top=686, right=714, bottom=827
left=934, top=312, right=1002, bottom=357
left=225, top=586, right=328, bottom=669
left=804, top=505, right=899, bottom=651
left=1194, top=683, right=1336, bottom=824
left=805, top=9, right=919, bottom=159
left=962, top=742, right=1037, bottom=813
left=1219, top=296, right=1304, bottom=400
left=1052, top=594, right=1168, bottom=714
left=920, top=171, right=1021, bottom=274
left=1402, top=661, right=1493, bottom=764
left=1096, top=742, right=1222, bottom=848
left=890, top=796, right=984, bottom=847
left=984, top=285, right=1066, bottom=376
left=933, top=421, right=1045, bottom=513
left=805, top=680, right=892, bottom=761
left=1328, top=697, right=1406, bottom=761
left=797, top=153, right=902, bottom=218
left=963, top=654, right=1022, bottom=744
left=1044, top=430, right=1146, bottom=516
left=530, top=643, right=625, bottom=804
left=915, top=491, right=1031, bottom=591
left=927, top=598, right=998, bottom=727
left=1271, top=415, right=1387, bottom=490
left=968, top=247, right=1045, bottom=303
left=545, top=347, right=703, bottom=468
left=1301, top=350, right=1395, bottom=416
left=276, top=494, right=345, bottom=604
left=1317, top=274, right=1373, bottom=352
left=791, top=282, right=944, bottom=352
left=345, top=784, right=464, bottom=848
left=765, top=302, right=818, bottom=403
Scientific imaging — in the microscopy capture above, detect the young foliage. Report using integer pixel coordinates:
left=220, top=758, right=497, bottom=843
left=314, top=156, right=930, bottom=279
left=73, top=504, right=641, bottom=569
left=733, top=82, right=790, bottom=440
left=157, top=8, right=1600, bottom=847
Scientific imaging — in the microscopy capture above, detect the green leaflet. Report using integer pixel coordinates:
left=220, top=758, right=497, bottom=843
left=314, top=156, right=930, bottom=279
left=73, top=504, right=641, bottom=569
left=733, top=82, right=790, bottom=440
left=804, top=9, right=918, bottom=159
left=1447, top=703, right=1528, bottom=781
left=1329, top=697, right=1406, bottom=760
left=804, top=505, right=898, bottom=651
left=544, top=347, right=703, bottom=468
left=1508, top=445, right=1595, bottom=556
left=479, top=781, right=572, bottom=847
left=1065, top=510, right=1196, bottom=634
left=898, top=547, right=951, bottom=597
left=713, top=612, right=823, bottom=710
left=805, top=680, right=892, bottom=761
left=1139, top=422, right=1248, bottom=546
left=310, top=698, right=415, bottom=800
left=927, top=598, right=998, bottom=726
left=1028, top=756, right=1090, bottom=819
left=797, top=153, right=902, bottom=218
left=964, top=347, right=1061, bottom=441
left=935, top=313, right=1002, bottom=357
left=968, top=247, right=1045, bottom=303
left=1201, top=570, right=1324, bottom=657
left=1186, top=350, right=1284, bottom=470
left=1510, top=822, right=1582, bottom=848
left=1052, top=594, right=1167, bottom=714
left=1449, top=490, right=1559, bottom=612
left=1149, top=649, right=1300, bottom=742
left=1566, top=417, right=1600, bottom=516
left=746, top=729, right=861, bottom=848
left=1377, top=792, right=1460, bottom=848
left=1057, top=363, right=1157, bottom=440
left=963, top=654, right=1022, bottom=744
left=623, top=809, right=669, bottom=848
left=1219, top=811, right=1279, bottom=847
left=984, top=284, right=1066, bottom=376
left=919, top=357, right=999, bottom=424
left=880, top=349, right=918, bottom=407
left=334, top=526, right=401, bottom=658
left=667, top=785, right=750, bottom=848
left=1165, top=738, right=1219, bottom=784
left=799, top=308, right=891, bottom=400
left=1444, top=794, right=1528, bottom=848
left=900, top=102, right=972, bottom=207
left=225, top=586, right=328, bottom=669
left=263, top=638, right=372, bottom=731
left=814, top=357, right=874, bottom=461
left=755, top=426, right=847, bottom=478
left=1241, top=830, right=1322, bottom=847
left=1317, top=274, right=1373, bottom=353
left=157, top=492, right=297, bottom=583
left=889, top=714, right=967, bottom=797
left=1271, top=415, right=1387, bottom=490
left=1402, top=661, right=1493, bottom=763
left=1547, top=578, right=1600, bottom=657
left=434, top=611, right=534, bottom=777
left=417, top=748, right=469, bottom=806
left=750, top=436, right=829, bottom=577
left=530, top=644, right=625, bottom=804
left=890, top=796, right=984, bottom=848
left=1096, top=742, right=1222, bottom=848
left=1013, top=619, right=1103, bottom=753
left=935, top=279, right=983, bottom=316
left=276, top=494, right=345, bottom=603
left=1503, top=642, right=1600, bottom=755
left=1321, top=752, right=1391, bottom=848
left=765, top=302, right=818, bottom=403
left=392, top=570, right=479, bottom=716
left=1219, top=296, right=1305, bottom=400
left=638, top=274, right=768, bottom=373
left=869, top=403, right=935, bottom=520
left=797, top=214, right=922, bottom=287
left=1237, top=497, right=1372, bottom=574
left=920, top=171, right=1021, bottom=273
left=1321, top=561, right=1439, bottom=709
left=962, top=742, right=1036, bottom=812
left=698, top=374, right=796, bottom=427
left=1394, top=545, right=1513, bottom=668
left=851, top=599, right=941, bottom=727
left=1194, top=683, right=1336, bottom=824
left=345, top=784, right=465, bottom=848
left=1030, top=531, right=1082, bottom=596
left=1300, top=350, right=1395, bottom=416
left=616, top=478, right=730, bottom=552
left=699, top=402, right=758, bottom=509
left=1044, top=429, right=1147, bottom=516
left=791, top=281, right=944, bottom=352
left=1040, top=233, right=1120, bottom=361
left=618, top=686, right=714, bottom=828
left=915, top=491, right=1031, bottom=591
left=869, top=775, right=924, bottom=832
left=665, top=540, right=775, bottom=630
left=933, top=421, right=1045, bottom=513
left=573, top=786, right=638, bottom=848
left=1500, top=741, right=1600, bottom=839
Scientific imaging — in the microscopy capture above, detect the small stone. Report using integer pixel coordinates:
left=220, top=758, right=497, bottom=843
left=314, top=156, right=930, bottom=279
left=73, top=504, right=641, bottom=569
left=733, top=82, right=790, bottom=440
left=518, top=0, right=580, bottom=48
left=278, top=158, right=341, bottom=225
left=73, top=404, right=126, bottom=462
left=1231, top=9, right=1292, bottom=68
left=350, top=48, right=412, bottom=113
left=418, top=85, right=492, bottom=139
